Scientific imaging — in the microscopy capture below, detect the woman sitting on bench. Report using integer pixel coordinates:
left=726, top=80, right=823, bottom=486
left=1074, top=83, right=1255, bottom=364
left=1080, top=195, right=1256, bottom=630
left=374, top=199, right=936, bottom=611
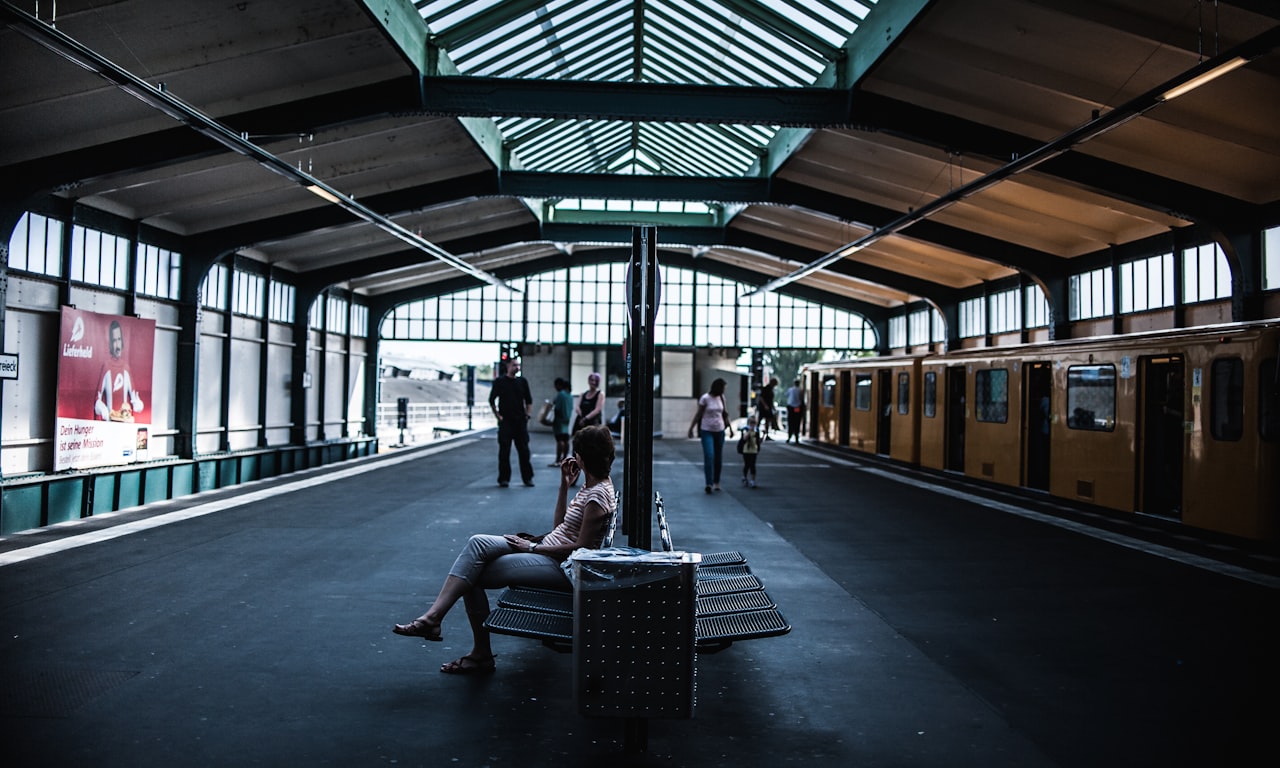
left=392, top=424, right=617, bottom=674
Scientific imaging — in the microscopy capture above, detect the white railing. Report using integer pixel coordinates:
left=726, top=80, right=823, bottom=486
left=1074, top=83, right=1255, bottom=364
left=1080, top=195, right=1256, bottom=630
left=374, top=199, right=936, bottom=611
left=375, top=402, right=495, bottom=444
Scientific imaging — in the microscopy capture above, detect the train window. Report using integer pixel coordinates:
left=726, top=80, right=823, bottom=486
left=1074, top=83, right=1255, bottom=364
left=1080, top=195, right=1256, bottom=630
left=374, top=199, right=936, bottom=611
left=1261, top=358, right=1280, bottom=442
left=822, top=376, right=836, bottom=407
left=975, top=369, right=1008, bottom=423
left=854, top=375, right=872, bottom=411
left=924, top=372, right=937, bottom=418
left=1066, top=365, right=1116, bottom=431
left=1210, top=358, right=1244, bottom=441
left=897, top=373, right=910, bottom=414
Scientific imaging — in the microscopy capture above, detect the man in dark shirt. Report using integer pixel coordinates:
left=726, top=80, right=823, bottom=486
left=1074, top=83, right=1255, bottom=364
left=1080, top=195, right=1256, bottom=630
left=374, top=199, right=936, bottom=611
left=488, top=359, right=534, bottom=487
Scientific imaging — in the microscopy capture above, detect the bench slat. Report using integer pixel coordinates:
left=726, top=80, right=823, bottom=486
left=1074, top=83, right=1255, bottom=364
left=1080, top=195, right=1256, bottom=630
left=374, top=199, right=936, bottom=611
left=697, top=563, right=753, bottom=579
left=486, top=603, right=791, bottom=650
left=696, top=590, right=776, bottom=616
left=497, top=587, right=572, bottom=615
left=699, top=550, right=746, bottom=567
left=497, top=586, right=776, bottom=619
left=695, top=573, right=763, bottom=596
left=697, top=608, right=791, bottom=644
left=484, top=606, right=572, bottom=641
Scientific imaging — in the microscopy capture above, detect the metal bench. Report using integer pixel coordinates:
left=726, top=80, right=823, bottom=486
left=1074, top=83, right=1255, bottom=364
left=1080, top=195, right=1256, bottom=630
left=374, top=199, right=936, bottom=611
left=483, top=492, right=790, bottom=653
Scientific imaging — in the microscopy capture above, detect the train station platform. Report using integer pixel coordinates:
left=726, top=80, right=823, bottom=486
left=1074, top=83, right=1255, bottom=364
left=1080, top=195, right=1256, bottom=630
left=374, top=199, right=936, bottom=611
left=1, top=432, right=1277, bottom=767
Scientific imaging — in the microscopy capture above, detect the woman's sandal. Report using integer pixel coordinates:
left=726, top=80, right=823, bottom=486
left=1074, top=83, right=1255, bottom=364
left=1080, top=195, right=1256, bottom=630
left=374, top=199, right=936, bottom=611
left=440, top=653, right=497, bottom=675
left=392, top=618, right=442, bottom=641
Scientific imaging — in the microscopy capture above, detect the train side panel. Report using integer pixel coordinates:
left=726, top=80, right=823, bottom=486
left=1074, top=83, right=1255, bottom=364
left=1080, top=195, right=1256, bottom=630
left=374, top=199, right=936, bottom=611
left=1048, top=349, right=1139, bottom=512
left=889, top=360, right=922, bottom=464
left=918, top=362, right=947, bottom=471
left=1180, top=328, right=1280, bottom=541
left=960, top=358, right=1024, bottom=488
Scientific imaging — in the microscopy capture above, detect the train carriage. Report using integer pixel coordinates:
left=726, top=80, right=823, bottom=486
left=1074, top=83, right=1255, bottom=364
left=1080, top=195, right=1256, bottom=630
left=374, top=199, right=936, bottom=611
left=804, top=321, right=1280, bottom=543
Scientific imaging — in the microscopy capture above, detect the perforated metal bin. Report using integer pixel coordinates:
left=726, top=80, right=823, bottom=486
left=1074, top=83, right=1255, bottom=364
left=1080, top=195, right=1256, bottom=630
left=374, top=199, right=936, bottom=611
left=570, top=549, right=701, bottom=719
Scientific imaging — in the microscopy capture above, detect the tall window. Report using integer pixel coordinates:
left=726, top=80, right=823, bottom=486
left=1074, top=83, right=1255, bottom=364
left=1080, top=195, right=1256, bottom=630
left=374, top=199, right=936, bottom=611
left=1069, top=266, right=1113, bottom=321
left=888, top=316, right=907, bottom=348
left=959, top=297, right=985, bottom=338
left=232, top=270, right=265, bottom=317
left=1183, top=243, right=1231, bottom=303
left=201, top=263, right=228, bottom=310
left=137, top=243, right=182, bottom=300
left=908, top=309, right=933, bottom=346
left=1024, top=284, right=1050, bottom=328
left=988, top=288, right=1022, bottom=334
left=568, top=262, right=626, bottom=344
left=326, top=294, right=349, bottom=334
left=1265, top=226, right=1280, bottom=291
left=7, top=211, right=65, bottom=277
left=1119, top=252, right=1174, bottom=313
left=350, top=303, right=369, bottom=338
left=70, top=224, right=130, bottom=290
left=268, top=281, right=296, bottom=323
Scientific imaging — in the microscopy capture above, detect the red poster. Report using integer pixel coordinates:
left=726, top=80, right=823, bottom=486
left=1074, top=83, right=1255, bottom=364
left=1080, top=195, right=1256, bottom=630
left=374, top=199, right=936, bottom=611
left=55, top=308, right=156, bottom=471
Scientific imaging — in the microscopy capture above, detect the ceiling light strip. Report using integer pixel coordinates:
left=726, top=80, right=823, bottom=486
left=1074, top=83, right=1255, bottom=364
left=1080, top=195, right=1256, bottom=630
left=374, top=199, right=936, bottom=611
left=746, top=29, right=1279, bottom=298
left=3, top=2, right=515, bottom=293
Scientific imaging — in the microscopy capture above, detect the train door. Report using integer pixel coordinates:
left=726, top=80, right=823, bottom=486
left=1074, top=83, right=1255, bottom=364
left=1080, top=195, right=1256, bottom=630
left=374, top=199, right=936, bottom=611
left=838, top=370, right=851, bottom=447
left=945, top=366, right=966, bottom=471
left=1139, top=356, right=1184, bottom=518
left=876, top=370, right=892, bottom=454
left=1023, top=362, right=1052, bottom=491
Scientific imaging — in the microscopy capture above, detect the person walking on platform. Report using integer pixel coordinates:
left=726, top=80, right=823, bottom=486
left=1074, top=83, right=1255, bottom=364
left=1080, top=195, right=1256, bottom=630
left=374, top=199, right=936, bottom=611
left=688, top=377, right=734, bottom=493
left=550, top=377, right=573, bottom=466
left=392, top=425, right=616, bottom=675
left=738, top=413, right=763, bottom=488
left=784, top=377, right=805, bottom=443
left=488, top=359, right=534, bottom=487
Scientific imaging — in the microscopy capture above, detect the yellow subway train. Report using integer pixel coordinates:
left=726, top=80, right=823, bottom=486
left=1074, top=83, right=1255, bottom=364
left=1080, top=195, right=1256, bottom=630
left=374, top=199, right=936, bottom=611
left=802, top=321, right=1280, bottom=543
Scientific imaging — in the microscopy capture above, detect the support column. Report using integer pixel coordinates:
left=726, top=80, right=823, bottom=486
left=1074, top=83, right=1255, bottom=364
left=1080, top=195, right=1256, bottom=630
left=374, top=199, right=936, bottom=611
left=623, top=226, right=658, bottom=550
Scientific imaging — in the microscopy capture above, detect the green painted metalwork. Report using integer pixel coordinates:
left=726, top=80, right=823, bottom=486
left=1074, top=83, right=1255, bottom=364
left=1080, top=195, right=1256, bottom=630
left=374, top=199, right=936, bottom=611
left=46, top=477, right=82, bottom=525
left=0, top=440, right=376, bottom=535
left=360, top=0, right=431, bottom=73
left=1, top=485, right=43, bottom=534
left=117, top=471, right=142, bottom=509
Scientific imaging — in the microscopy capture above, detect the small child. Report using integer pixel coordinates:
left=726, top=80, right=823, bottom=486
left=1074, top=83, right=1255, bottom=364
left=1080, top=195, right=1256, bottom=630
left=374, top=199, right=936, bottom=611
left=738, top=414, right=763, bottom=488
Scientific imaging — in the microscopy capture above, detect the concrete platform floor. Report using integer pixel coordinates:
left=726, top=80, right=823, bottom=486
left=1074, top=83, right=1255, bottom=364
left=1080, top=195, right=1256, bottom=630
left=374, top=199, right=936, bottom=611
left=1, top=432, right=1277, bottom=767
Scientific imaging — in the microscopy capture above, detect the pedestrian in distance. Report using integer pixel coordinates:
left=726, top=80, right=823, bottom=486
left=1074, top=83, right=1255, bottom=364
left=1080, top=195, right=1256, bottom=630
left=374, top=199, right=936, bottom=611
left=488, top=358, right=534, bottom=487
left=574, top=371, right=604, bottom=433
left=757, top=376, right=779, bottom=439
left=550, top=377, right=574, bottom=466
left=784, top=377, right=806, bottom=443
left=738, top=413, right=763, bottom=488
left=688, top=377, right=734, bottom=493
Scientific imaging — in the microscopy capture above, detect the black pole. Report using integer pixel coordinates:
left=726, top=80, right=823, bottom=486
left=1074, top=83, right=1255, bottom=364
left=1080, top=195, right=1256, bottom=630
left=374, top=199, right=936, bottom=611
left=623, top=229, right=658, bottom=551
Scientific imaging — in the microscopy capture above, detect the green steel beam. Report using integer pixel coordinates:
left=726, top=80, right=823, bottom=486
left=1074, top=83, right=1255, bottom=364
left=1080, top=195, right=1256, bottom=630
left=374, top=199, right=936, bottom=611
left=359, top=0, right=430, bottom=72
left=840, top=0, right=934, bottom=89
left=546, top=208, right=723, bottom=229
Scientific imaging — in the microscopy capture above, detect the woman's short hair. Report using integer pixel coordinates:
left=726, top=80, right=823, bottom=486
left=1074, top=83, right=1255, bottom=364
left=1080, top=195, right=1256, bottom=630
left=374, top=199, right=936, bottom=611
left=573, top=424, right=615, bottom=478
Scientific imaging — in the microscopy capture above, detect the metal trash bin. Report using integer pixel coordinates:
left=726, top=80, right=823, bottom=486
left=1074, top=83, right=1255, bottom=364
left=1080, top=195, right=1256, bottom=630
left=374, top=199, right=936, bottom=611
left=570, top=548, right=701, bottom=718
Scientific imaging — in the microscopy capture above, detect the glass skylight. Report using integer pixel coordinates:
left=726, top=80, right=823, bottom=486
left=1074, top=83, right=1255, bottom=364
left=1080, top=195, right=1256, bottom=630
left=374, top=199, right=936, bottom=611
left=417, top=0, right=875, bottom=179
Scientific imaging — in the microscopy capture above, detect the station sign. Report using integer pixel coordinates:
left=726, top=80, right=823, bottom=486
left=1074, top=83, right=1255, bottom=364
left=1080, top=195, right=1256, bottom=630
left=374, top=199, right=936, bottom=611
left=0, top=353, right=17, bottom=380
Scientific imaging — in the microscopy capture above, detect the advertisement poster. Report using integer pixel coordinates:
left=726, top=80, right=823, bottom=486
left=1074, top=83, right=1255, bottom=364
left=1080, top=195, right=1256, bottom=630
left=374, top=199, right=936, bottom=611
left=55, top=308, right=156, bottom=471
